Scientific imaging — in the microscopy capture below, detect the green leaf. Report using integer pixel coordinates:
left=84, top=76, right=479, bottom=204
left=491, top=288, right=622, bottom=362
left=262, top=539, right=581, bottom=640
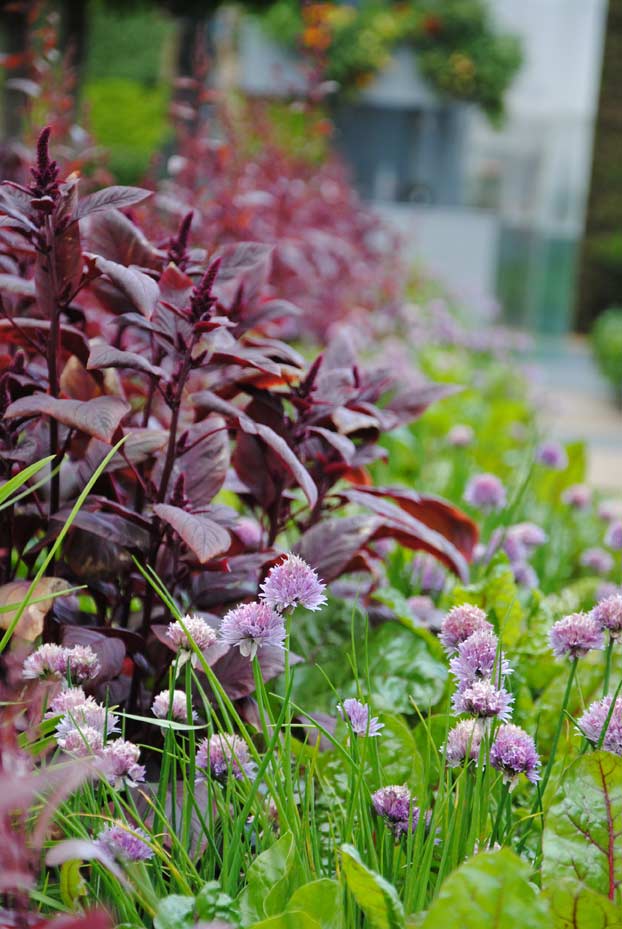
left=546, top=881, right=622, bottom=928
left=196, top=880, right=239, bottom=923
left=239, top=832, right=298, bottom=925
left=340, top=844, right=405, bottom=929
left=0, top=455, right=54, bottom=508
left=420, top=849, right=549, bottom=929
left=247, top=913, right=321, bottom=929
left=543, top=752, right=622, bottom=900
left=367, top=623, right=447, bottom=714
left=447, top=557, right=524, bottom=646
left=287, top=879, right=343, bottom=929
left=154, top=894, right=195, bottom=929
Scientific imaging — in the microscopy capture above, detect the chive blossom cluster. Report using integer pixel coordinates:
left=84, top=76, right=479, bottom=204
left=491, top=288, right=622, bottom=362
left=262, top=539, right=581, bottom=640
left=217, top=553, right=326, bottom=660
left=371, top=785, right=425, bottom=838
left=42, top=684, right=145, bottom=788
left=442, top=604, right=540, bottom=787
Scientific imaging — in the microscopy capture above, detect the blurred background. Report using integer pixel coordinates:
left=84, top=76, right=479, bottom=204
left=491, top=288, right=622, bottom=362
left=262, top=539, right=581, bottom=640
left=0, top=0, right=621, bottom=483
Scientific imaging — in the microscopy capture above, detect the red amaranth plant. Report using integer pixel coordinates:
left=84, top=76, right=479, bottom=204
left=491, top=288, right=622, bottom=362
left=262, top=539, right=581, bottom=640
left=0, top=130, right=476, bottom=718
left=148, top=93, right=405, bottom=343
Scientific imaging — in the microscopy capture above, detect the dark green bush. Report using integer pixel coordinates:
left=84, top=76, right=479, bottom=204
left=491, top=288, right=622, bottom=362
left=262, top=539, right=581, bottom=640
left=592, top=306, right=622, bottom=405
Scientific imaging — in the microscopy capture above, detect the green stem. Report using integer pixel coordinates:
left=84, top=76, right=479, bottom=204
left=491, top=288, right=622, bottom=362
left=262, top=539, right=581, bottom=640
left=603, top=637, right=614, bottom=696
left=533, top=658, right=578, bottom=813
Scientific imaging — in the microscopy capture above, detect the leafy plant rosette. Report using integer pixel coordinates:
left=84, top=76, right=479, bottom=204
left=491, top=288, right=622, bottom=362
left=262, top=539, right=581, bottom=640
left=259, top=0, right=522, bottom=120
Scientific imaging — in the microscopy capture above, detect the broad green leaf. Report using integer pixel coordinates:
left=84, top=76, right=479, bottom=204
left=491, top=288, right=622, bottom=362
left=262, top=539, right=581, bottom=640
left=341, top=844, right=405, bottom=929
left=420, top=849, right=548, bottom=929
left=287, top=879, right=343, bottom=929
left=153, top=894, right=195, bottom=929
left=239, top=832, right=298, bottom=925
left=543, top=752, right=622, bottom=900
left=367, top=623, right=447, bottom=714
left=196, top=880, right=239, bottom=923
left=546, top=881, right=622, bottom=928
left=247, top=912, right=321, bottom=929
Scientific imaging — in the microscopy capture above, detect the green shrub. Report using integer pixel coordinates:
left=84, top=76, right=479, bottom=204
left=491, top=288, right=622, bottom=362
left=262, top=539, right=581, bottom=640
left=592, top=306, right=622, bottom=404
left=83, top=77, right=170, bottom=183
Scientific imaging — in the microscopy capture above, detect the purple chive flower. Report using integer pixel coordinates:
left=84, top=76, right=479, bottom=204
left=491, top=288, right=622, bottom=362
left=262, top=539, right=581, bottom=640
left=439, top=604, right=493, bottom=654
left=605, top=520, right=622, bottom=551
left=412, top=553, right=447, bottom=594
left=218, top=601, right=285, bottom=659
left=371, top=785, right=410, bottom=823
left=580, top=548, right=614, bottom=575
left=512, top=561, right=539, bottom=589
left=22, top=644, right=69, bottom=680
left=96, top=823, right=154, bottom=862
left=55, top=702, right=119, bottom=741
left=45, top=686, right=88, bottom=717
left=490, top=724, right=541, bottom=785
left=445, top=719, right=484, bottom=767
left=578, top=696, right=622, bottom=754
left=598, top=500, right=622, bottom=523
left=509, top=522, right=547, bottom=550
left=447, top=424, right=474, bottom=448
left=591, top=594, right=622, bottom=640
left=167, top=613, right=216, bottom=650
left=196, top=734, right=256, bottom=783
left=549, top=612, right=605, bottom=659
left=371, top=785, right=422, bottom=837
left=562, top=484, right=592, bottom=510
left=260, top=553, right=327, bottom=613
left=101, top=740, right=145, bottom=788
left=494, top=529, right=526, bottom=564
left=464, top=473, right=507, bottom=512
left=152, top=689, right=197, bottom=721
left=57, top=725, right=104, bottom=757
left=338, top=698, right=384, bottom=737
left=407, top=595, right=440, bottom=628
left=536, top=440, right=568, bottom=470
left=64, top=645, right=100, bottom=682
left=452, top=680, right=514, bottom=722
left=449, top=630, right=511, bottom=687
left=23, top=643, right=100, bottom=682
left=597, top=582, right=622, bottom=602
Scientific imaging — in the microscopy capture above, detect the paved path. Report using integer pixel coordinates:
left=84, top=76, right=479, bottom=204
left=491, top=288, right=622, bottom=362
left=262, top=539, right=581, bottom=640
left=530, top=336, right=622, bottom=494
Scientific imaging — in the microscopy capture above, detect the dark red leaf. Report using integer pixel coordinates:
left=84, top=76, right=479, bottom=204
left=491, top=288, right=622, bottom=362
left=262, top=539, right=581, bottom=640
left=386, top=382, right=462, bottom=425
left=0, top=318, right=90, bottom=364
left=350, top=486, right=478, bottom=562
left=91, top=255, right=159, bottom=317
left=84, top=209, right=163, bottom=269
left=76, top=185, right=152, bottom=220
left=52, top=509, right=151, bottom=552
left=239, top=419, right=317, bottom=508
left=342, top=488, right=470, bottom=579
left=154, top=416, right=229, bottom=508
left=0, top=274, right=35, bottom=297
left=295, top=515, right=381, bottom=583
left=87, top=343, right=165, bottom=378
left=4, top=395, right=129, bottom=442
left=153, top=504, right=231, bottom=564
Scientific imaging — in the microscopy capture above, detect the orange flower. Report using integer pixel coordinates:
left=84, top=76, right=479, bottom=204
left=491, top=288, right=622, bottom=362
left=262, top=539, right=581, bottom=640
left=422, top=14, right=443, bottom=36
left=303, top=26, right=332, bottom=51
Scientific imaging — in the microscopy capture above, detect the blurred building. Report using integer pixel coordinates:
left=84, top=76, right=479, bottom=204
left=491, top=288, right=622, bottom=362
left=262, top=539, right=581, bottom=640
left=231, top=0, right=607, bottom=332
